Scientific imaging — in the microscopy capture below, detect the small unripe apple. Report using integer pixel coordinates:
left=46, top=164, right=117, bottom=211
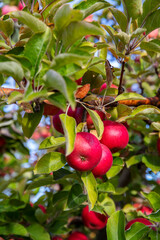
left=157, top=138, right=160, bottom=156
left=86, top=110, right=105, bottom=129
left=66, top=132, right=102, bottom=171
left=82, top=205, right=108, bottom=230
left=52, top=237, right=63, bottom=240
left=100, top=120, right=129, bottom=153
left=125, top=217, right=155, bottom=231
left=2, top=5, right=19, bottom=15
left=92, top=144, right=113, bottom=177
left=68, top=231, right=88, bottom=240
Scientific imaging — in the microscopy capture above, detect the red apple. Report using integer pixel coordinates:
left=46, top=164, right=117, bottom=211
left=157, top=138, right=160, bottom=156
left=18, top=1, right=25, bottom=10
left=76, top=77, right=82, bottom=85
left=82, top=205, right=108, bottom=230
left=2, top=5, right=18, bottom=15
left=38, top=204, right=46, bottom=214
left=148, top=29, right=159, bottom=39
left=68, top=231, right=88, bottom=240
left=86, top=110, right=105, bottom=129
left=133, top=203, right=153, bottom=215
left=125, top=218, right=155, bottom=231
left=52, top=237, right=63, bottom=240
left=99, top=83, right=118, bottom=93
left=100, top=120, right=129, bottom=153
left=0, top=137, right=6, bottom=147
left=66, top=132, right=102, bottom=171
left=53, top=107, right=84, bottom=134
left=92, top=144, right=113, bottom=177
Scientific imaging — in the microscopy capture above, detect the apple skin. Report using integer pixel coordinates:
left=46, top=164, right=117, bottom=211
left=157, top=138, right=160, bottom=156
left=66, top=132, right=102, bottom=171
left=2, top=5, right=19, bottom=15
left=100, top=120, right=129, bottom=153
left=99, top=83, right=118, bottom=92
left=86, top=110, right=105, bottom=129
left=53, top=107, right=84, bottom=134
left=52, top=237, right=63, bottom=240
left=38, top=204, right=46, bottom=214
left=125, top=218, right=155, bottom=231
left=148, top=29, right=159, bottom=39
left=82, top=205, right=108, bottom=230
left=92, top=144, right=113, bottom=177
left=0, top=137, right=6, bottom=148
left=68, top=231, right=88, bottom=240
left=133, top=203, right=153, bottom=215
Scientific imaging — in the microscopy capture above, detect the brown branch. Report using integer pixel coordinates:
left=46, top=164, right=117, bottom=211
left=1, top=88, right=160, bottom=116
left=118, top=61, right=125, bottom=95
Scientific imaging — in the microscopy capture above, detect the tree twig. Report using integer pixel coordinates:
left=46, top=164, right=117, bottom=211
left=118, top=61, right=125, bottom=95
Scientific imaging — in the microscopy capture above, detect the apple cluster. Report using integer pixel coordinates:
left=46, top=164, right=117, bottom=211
left=53, top=106, right=129, bottom=177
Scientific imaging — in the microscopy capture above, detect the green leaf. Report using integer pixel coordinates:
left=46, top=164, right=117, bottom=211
left=109, top=8, right=128, bottom=32
left=139, top=0, right=160, bottom=26
left=151, top=122, right=160, bottom=131
left=125, top=222, right=150, bottom=240
left=67, top=183, right=87, bottom=208
left=0, top=18, right=14, bottom=37
left=34, top=152, right=66, bottom=174
left=59, top=114, right=76, bottom=156
left=39, top=136, right=65, bottom=150
left=115, top=93, right=146, bottom=101
left=47, top=93, right=67, bottom=111
left=131, top=28, right=146, bottom=38
left=126, top=155, right=143, bottom=168
left=62, top=21, right=104, bottom=49
left=54, top=4, right=83, bottom=33
left=0, top=61, right=24, bottom=82
left=81, top=1, right=111, bottom=19
left=27, top=223, right=50, bottom=240
left=10, top=11, right=47, bottom=33
left=81, top=171, right=98, bottom=209
left=27, top=176, right=55, bottom=190
left=106, top=166, right=123, bottom=179
left=142, top=155, right=160, bottom=172
left=98, top=193, right=116, bottom=216
left=22, top=104, right=44, bottom=138
left=7, top=91, right=23, bottom=104
left=122, top=0, right=142, bottom=21
left=149, top=231, right=160, bottom=240
left=140, top=41, right=160, bottom=53
left=23, top=28, right=52, bottom=77
left=115, top=31, right=130, bottom=45
left=44, top=70, right=76, bottom=109
left=51, top=53, right=89, bottom=70
left=147, top=210, right=160, bottom=222
left=117, top=104, right=132, bottom=118
left=144, top=9, right=160, bottom=35
left=107, top=210, right=126, bottom=240
left=0, top=223, right=28, bottom=236
left=141, top=191, right=160, bottom=211
left=22, top=89, right=48, bottom=103
left=97, top=182, right=115, bottom=193
left=85, top=107, right=104, bottom=138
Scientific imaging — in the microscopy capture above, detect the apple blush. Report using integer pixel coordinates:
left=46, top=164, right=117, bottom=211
left=66, top=132, right=102, bottom=171
left=125, top=217, right=155, bottom=231
left=92, top=143, right=113, bottom=177
left=82, top=205, right=108, bottom=230
left=68, top=231, right=88, bottom=240
left=100, top=120, right=129, bottom=153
